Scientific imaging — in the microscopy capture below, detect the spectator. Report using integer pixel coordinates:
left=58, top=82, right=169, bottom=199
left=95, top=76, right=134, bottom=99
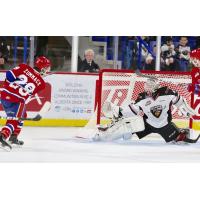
left=175, top=36, right=191, bottom=71
left=161, top=37, right=178, bottom=71
left=0, top=37, right=9, bottom=69
left=136, top=36, right=149, bottom=69
left=195, top=36, right=200, bottom=48
left=145, top=45, right=157, bottom=70
left=35, top=36, right=48, bottom=57
left=79, top=49, right=100, bottom=73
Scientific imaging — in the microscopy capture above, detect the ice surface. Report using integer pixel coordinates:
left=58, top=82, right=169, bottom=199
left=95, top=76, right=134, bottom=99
left=0, top=127, right=200, bottom=162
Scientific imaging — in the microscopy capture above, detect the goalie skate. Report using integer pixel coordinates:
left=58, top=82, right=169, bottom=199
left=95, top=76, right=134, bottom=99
left=97, top=120, right=116, bottom=132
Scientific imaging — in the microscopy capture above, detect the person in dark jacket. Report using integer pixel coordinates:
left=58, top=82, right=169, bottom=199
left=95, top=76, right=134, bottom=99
left=175, top=36, right=191, bottom=72
left=161, top=37, right=178, bottom=71
left=79, top=49, right=100, bottom=73
left=0, top=37, right=9, bottom=69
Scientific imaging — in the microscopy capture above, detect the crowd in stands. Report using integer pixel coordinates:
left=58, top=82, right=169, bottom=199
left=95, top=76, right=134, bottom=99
left=1, top=36, right=200, bottom=72
left=83, top=36, right=198, bottom=72
left=132, top=36, right=196, bottom=72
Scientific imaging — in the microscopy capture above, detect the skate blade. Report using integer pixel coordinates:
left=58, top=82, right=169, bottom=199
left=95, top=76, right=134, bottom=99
left=0, top=144, right=12, bottom=152
left=10, top=144, right=23, bottom=148
left=169, top=141, right=189, bottom=145
left=75, top=136, right=88, bottom=139
left=73, top=136, right=93, bottom=143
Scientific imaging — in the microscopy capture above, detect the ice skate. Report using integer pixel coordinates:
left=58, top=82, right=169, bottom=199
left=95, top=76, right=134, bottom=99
left=9, top=134, right=24, bottom=146
left=0, top=134, right=12, bottom=151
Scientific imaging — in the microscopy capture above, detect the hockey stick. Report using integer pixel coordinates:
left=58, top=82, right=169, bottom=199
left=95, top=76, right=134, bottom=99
left=184, top=134, right=200, bottom=143
left=135, top=69, right=190, bottom=87
left=135, top=69, right=158, bottom=81
left=135, top=69, right=195, bottom=98
left=0, top=101, right=51, bottom=121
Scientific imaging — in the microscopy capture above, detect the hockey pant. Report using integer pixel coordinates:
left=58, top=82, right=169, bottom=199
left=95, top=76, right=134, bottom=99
left=135, top=121, right=183, bottom=142
left=0, top=99, right=27, bottom=139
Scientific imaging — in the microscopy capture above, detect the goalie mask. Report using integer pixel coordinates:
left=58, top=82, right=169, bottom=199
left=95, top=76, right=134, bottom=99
left=190, top=48, right=200, bottom=68
left=35, top=56, right=51, bottom=76
left=144, top=78, right=159, bottom=93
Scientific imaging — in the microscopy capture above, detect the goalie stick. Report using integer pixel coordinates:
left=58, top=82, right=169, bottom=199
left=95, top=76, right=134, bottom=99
left=135, top=69, right=190, bottom=88
left=184, top=134, right=200, bottom=143
left=0, top=101, right=51, bottom=121
left=135, top=69, right=158, bottom=81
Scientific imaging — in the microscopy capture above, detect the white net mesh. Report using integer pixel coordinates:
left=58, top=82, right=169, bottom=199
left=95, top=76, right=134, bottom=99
left=97, top=70, right=192, bottom=128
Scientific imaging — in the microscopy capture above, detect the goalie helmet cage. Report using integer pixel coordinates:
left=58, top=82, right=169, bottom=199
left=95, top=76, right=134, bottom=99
left=95, top=69, right=200, bottom=130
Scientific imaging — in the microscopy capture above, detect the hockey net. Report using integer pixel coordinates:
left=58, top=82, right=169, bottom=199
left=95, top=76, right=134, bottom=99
left=95, top=69, right=196, bottom=130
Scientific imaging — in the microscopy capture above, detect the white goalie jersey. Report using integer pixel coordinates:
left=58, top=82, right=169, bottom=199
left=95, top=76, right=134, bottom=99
left=126, top=86, right=195, bottom=128
left=132, top=87, right=178, bottom=128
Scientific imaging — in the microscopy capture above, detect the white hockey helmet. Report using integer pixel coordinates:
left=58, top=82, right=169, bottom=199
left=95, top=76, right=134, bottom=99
left=144, top=78, right=159, bottom=93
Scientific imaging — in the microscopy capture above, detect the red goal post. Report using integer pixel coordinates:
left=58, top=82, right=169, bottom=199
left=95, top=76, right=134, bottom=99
left=95, top=69, right=200, bottom=130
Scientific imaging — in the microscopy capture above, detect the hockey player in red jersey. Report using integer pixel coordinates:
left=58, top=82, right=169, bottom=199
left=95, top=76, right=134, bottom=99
left=189, top=48, right=200, bottom=94
left=0, top=56, right=51, bottom=150
left=190, top=48, right=200, bottom=68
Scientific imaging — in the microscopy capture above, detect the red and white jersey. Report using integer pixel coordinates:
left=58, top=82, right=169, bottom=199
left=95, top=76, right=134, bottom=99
left=1, top=64, right=46, bottom=103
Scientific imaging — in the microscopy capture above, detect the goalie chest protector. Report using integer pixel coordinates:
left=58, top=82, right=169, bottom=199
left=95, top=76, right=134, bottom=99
left=135, top=87, right=179, bottom=128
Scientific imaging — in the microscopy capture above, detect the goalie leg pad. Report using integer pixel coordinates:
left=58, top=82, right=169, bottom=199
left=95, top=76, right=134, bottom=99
left=94, top=116, right=145, bottom=141
left=125, top=116, right=145, bottom=133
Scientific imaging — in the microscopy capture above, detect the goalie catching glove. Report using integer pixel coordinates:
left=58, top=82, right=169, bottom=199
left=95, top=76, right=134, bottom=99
left=174, top=97, right=197, bottom=117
